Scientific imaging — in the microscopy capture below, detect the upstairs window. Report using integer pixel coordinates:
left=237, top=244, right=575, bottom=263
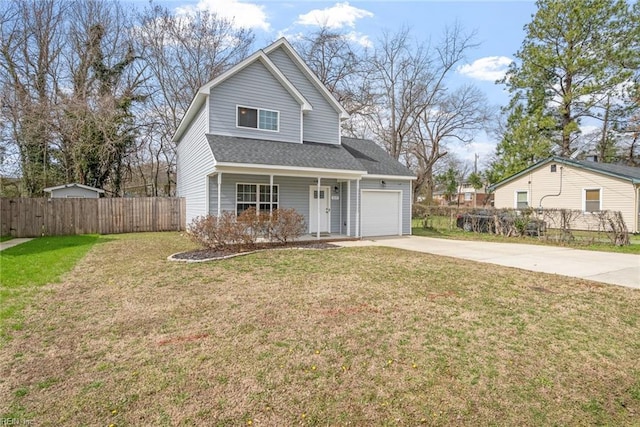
left=584, top=189, right=601, bottom=212
left=237, top=106, right=279, bottom=131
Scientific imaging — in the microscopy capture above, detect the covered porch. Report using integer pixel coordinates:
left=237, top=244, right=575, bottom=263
left=207, top=165, right=367, bottom=239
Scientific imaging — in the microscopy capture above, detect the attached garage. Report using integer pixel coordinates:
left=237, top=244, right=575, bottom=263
left=361, top=190, right=402, bottom=237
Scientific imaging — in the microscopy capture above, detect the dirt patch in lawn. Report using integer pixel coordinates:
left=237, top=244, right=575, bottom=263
left=1, top=232, right=639, bottom=426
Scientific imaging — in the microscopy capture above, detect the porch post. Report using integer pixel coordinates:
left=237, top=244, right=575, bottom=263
left=217, top=172, right=222, bottom=217
left=355, top=179, right=360, bottom=237
left=316, top=177, right=321, bottom=239
left=269, top=174, right=274, bottom=216
left=347, top=180, right=351, bottom=236
left=339, top=182, right=343, bottom=235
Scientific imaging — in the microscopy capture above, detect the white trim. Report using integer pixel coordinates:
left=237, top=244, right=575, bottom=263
left=236, top=105, right=280, bottom=132
left=214, top=163, right=366, bottom=179
left=300, top=109, right=304, bottom=143
left=235, top=182, right=279, bottom=215
left=216, top=173, right=222, bottom=217
left=44, top=183, right=104, bottom=193
left=514, top=190, right=529, bottom=209
left=355, top=179, right=360, bottom=237
left=409, top=184, right=413, bottom=236
left=365, top=174, right=417, bottom=181
left=309, top=184, right=331, bottom=236
left=347, top=180, right=351, bottom=236
left=360, top=189, right=403, bottom=237
left=582, top=187, right=603, bottom=212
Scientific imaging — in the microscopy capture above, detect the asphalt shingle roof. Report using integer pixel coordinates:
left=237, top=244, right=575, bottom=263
left=570, top=158, right=640, bottom=181
left=341, top=137, right=414, bottom=177
left=207, top=135, right=415, bottom=177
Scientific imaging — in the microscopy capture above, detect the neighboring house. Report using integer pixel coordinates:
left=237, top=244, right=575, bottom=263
left=44, top=183, right=105, bottom=199
left=490, top=156, right=640, bottom=233
left=173, top=38, right=415, bottom=238
left=431, top=185, right=490, bottom=207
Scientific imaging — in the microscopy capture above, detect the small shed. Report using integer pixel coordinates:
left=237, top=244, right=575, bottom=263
left=44, top=183, right=105, bottom=199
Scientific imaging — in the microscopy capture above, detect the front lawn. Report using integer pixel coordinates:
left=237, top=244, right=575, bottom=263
left=1, top=232, right=639, bottom=425
left=0, top=235, right=102, bottom=344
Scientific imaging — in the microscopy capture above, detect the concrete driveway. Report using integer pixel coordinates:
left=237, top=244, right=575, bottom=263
left=336, top=236, right=640, bottom=289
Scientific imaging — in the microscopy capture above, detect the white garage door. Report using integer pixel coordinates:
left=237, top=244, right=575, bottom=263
left=361, top=190, right=402, bottom=237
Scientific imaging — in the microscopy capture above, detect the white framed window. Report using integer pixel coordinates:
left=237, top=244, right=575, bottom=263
left=583, top=188, right=601, bottom=212
left=236, top=183, right=278, bottom=215
left=237, top=106, right=279, bottom=131
left=464, top=192, right=472, bottom=201
left=515, top=190, right=528, bottom=209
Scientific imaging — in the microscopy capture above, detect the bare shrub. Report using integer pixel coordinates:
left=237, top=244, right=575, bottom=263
left=268, top=208, right=306, bottom=243
left=187, top=208, right=307, bottom=250
left=186, top=212, right=239, bottom=250
left=600, top=211, right=630, bottom=246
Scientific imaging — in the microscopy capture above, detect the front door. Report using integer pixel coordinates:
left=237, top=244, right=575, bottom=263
left=309, top=186, right=331, bottom=233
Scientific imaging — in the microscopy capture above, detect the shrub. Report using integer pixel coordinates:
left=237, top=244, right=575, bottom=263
left=268, top=208, right=306, bottom=243
left=187, top=208, right=307, bottom=250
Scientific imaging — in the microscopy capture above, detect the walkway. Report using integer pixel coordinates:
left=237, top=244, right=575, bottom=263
left=336, top=236, right=640, bottom=289
left=0, top=238, right=33, bottom=252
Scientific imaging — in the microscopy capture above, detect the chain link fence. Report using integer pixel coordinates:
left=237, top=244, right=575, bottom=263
left=413, top=205, right=630, bottom=246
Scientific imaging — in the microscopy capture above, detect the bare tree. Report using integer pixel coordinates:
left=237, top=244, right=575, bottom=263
left=411, top=85, right=492, bottom=201
left=366, top=24, right=489, bottom=202
left=0, top=0, right=66, bottom=195
left=294, top=27, right=376, bottom=136
left=134, top=5, right=254, bottom=195
left=55, top=0, right=145, bottom=195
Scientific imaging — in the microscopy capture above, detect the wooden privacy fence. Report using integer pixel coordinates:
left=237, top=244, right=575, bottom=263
left=1, top=197, right=185, bottom=237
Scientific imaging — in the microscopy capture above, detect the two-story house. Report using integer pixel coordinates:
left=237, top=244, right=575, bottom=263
left=173, top=38, right=415, bottom=238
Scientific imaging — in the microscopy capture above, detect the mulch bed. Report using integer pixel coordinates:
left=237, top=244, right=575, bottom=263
left=169, top=240, right=341, bottom=262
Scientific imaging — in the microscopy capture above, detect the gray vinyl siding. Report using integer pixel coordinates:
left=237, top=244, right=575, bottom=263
left=267, top=47, right=340, bottom=145
left=176, top=103, right=213, bottom=225
left=209, top=61, right=301, bottom=143
left=209, top=173, right=345, bottom=233
left=359, top=179, right=412, bottom=235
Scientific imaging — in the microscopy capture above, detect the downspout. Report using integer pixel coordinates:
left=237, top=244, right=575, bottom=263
left=538, top=166, right=563, bottom=209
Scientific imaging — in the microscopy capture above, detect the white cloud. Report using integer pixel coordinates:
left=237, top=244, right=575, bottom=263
left=449, top=138, right=497, bottom=165
left=296, top=2, right=374, bottom=29
left=277, top=29, right=372, bottom=48
left=176, top=0, right=270, bottom=31
left=345, top=31, right=373, bottom=48
left=457, top=56, right=513, bottom=82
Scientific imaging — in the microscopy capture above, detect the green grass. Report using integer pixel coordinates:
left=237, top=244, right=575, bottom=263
left=1, top=232, right=639, bottom=425
left=0, top=236, right=13, bottom=243
left=0, top=235, right=102, bottom=345
left=412, top=217, right=640, bottom=254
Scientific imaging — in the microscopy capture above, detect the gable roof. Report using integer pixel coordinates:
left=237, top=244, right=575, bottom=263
left=207, top=135, right=415, bottom=179
left=44, top=183, right=105, bottom=193
left=263, top=38, right=349, bottom=121
left=490, top=156, right=640, bottom=190
left=172, top=43, right=313, bottom=143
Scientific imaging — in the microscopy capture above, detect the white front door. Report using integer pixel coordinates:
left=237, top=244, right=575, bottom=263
left=309, top=186, right=331, bottom=233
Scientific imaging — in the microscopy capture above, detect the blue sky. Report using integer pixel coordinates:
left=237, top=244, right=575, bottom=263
left=145, top=0, right=539, bottom=164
